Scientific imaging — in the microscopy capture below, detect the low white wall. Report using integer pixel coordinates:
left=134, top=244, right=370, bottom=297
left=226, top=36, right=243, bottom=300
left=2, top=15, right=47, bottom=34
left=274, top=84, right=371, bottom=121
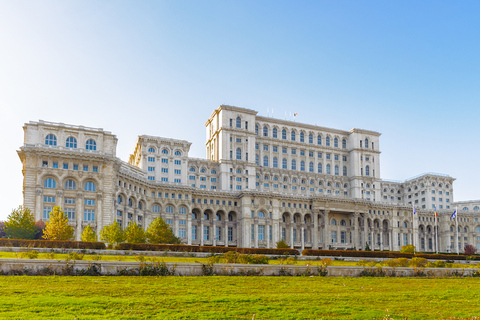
left=0, top=259, right=478, bottom=277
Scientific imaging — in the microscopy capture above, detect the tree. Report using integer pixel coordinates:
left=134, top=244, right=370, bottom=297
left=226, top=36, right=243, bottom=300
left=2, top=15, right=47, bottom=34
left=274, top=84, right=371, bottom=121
left=276, top=239, right=290, bottom=249
left=124, top=222, right=146, bottom=243
left=464, top=244, right=477, bottom=256
left=34, top=220, right=46, bottom=240
left=43, top=206, right=74, bottom=240
left=81, top=225, right=97, bottom=242
left=0, top=221, right=6, bottom=238
left=364, top=242, right=371, bottom=251
left=100, top=222, right=124, bottom=246
left=146, top=217, right=181, bottom=244
left=4, top=206, right=37, bottom=239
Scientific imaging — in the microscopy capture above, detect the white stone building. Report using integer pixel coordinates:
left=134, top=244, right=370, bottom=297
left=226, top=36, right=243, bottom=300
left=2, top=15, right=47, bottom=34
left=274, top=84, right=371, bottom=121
left=17, top=105, right=480, bottom=252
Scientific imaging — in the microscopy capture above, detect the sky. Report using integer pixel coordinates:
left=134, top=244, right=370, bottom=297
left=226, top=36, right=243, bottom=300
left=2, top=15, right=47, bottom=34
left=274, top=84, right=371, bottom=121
left=1, top=0, right=479, bottom=220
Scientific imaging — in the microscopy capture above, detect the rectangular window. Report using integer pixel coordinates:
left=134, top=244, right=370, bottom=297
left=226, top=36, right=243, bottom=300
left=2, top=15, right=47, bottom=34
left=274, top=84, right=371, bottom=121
left=258, top=225, right=265, bottom=240
left=300, top=150, right=305, bottom=156
left=228, top=227, right=233, bottom=242
left=63, top=163, right=68, bottom=169
left=148, top=176, right=155, bottom=181
left=263, top=144, right=268, bottom=151
left=192, top=225, right=197, bottom=240
left=148, top=157, right=155, bottom=162
left=83, top=165, right=88, bottom=171
left=293, top=229, right=297, bottom=242
left=174, top=179, right=181, bottom=183
left=282, top=147, right=287, bottom=154
left=52, top=162, right=58, bottom=168
left=331, top=231, right=337, bottom=243
left=161, top=168, right=168, bottom=173
left=84, top=199, right=95, bottom=206
left=84, top=209, right=95, bottom=221
left=161, top=159, right=168, bottom=164
left=174, top=160, right=181, bottom=165
left=318, top=152, right=322, bottom=158
left=342, top=156, right=347, bottom=161
left=282, top=228, right=286, bottom=240
left=148, top=167, right=155, bottom=171
left=211, top=178, right=216, bottom=182
left=174, top=169, right=181, bottom=174
left=251, top=225, right=255, bottom=241
left=93, top=166, right=98, bottom=172
left=216, top=226, right=222, bottom=241
left=166, top=219, right=173, bottom=224
left=179, top=227, right=186, bottom=238
left=204, top=226, right=210, bottom=241
left=73, top=164, right=79, bottom=170
left=161, top=178, right=168, bottom=182
left=43, top=196, right=55, bottom=203
left=309, top=151, right=314, bottom=157
left=43, top=207, right=53, bottom=219
left=273, top=146, right=278, bottom=153
left=334, top=155, right=339, bottom=161
left=65, top=208, right=75, bottom=220
left=64, top=198, right=75, bottom=204
left=189, top=176, right=195, bottom=180
left=269, top=225, right=272, bottom=241
left=326, top=154, right=331, bottom=160
left=403, top=233, right=408, bottom=246
left=291, top=148, right=296, bottom=155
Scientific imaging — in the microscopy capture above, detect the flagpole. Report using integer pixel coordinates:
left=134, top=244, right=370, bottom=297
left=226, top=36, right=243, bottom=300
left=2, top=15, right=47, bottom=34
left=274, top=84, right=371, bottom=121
left=456, top=206, right=459, bottom=255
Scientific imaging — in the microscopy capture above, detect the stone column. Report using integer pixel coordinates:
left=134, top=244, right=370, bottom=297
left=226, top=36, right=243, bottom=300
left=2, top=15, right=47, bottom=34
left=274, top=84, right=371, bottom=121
left=301, top=226, right=305, bottom=251
left=187, top=215, right=192, bottom=245
left=76, top=192, right=84, bottom=242
left=313, top=212, right=319, bottom=249
left=224, top=221, right=229, bottom=247
left=324, top=210, right=330, bottom=249
left=35, top=189, right=43, bottom=221
left=290, top=225, right=294, bottom=249
left=380, top=231, right=384, bottom=251
left=353, top=213, right=359, bottom=250
left=254, top=221, right=258, bottom=248
left=200, top=220, right=204, bottom=246
left=363, top=215, right=368, bottom=250
left=213, top=220, right=217, bottom=246
left=371, top=231, right=374, bottom=249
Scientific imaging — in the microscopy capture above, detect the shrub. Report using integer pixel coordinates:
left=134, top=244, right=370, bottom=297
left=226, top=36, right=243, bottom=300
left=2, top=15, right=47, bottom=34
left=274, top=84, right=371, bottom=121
left=319, top=258, right=332, bottom=266
left=278, top=256, right=298, bottom=265
left=81, top=225, right=97, bottom=242
left=434, top=260, right=446, bottom=268
left=400, top=245, right=416, bottom=254
left=464, top=244, right=478, bottom=256
left=276, top=239, right=290, bottom=249
left=0, top=221, right=5, bottom=238
left=208, top=252, right=269, bottom=264
left=18, top=250, right=39, bottom=259
left=409, top=257, right=427, bottom=268
left=364, top=242, right=371, bottom=251
left=0, top=239, right=105, bottom=249
left=67, top=252, right=84, bottom=261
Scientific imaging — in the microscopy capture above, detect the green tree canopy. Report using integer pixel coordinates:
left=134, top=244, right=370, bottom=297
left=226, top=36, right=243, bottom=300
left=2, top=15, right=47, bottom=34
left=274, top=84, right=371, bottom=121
left=276, top=239, right=290, bottom=249
left=4, top=206, right=37, bottom=239
left=146, top=217, right=181, bottom=244
left=124, top=222, right=146, bottom=244
left=42, top=206, right=74, bottom=240
left=81, top=225, right=97, bottom=242
left=100, top=222, right=124, bottom=246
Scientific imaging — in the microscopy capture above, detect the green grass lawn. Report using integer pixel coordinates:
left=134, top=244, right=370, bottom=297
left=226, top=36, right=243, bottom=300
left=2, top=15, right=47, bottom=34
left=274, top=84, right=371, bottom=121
left=0, top=276, right=479, bottom=319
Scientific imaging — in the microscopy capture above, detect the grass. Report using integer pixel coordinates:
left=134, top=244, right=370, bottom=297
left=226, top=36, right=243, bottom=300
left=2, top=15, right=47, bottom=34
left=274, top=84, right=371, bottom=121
left=0, top=276, right=479, bottom=319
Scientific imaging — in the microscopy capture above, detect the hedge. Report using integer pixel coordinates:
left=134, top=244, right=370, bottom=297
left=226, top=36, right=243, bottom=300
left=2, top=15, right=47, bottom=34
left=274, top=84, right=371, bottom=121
left=115, top=243, right=299, bottom=255
left=301, top=249, right=480, bottom=261
left=0, top=238, right=106, bottom=250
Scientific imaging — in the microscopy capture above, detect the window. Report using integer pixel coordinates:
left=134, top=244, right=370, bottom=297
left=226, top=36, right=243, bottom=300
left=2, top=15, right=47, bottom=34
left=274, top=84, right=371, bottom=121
left=166, top=205, right=174, bottom=214
left=282, top=158, right=287, bottom=169
left=334, top=137, right=338, bottom=148
left=83, top=165, right=88, bottom=171
left=291, top=130, right=295, bottom=141
left=273, top=157, right=278, bottom=168
left=258, top=225, right=265, bottom=240
left=334, top=165, right=339, bottom=176
left=174, top=169, right=181, bottom=174
left=342, top=139, right=346, bottom=149
left=365, top=165, right=370, bottom=176
left=318, top=163, right=322, bottom=173
left=204, top=226, right=210, bottom=241
left=258, top=211, right=265, bottom=218
left=300, top=161, right=305, bottom=171
left=291, top=148, right=296, bottom=155
left=84, top=209, right=95, bottom=221
left=43, top=196, right=55, bottom=203
left=326, top=136, right=330, bottom=146
left=66, top=137, right=77, bottom=148
left=93, top=166, right=98, bottom=172
left=326, top=164, right=331, bottom=175
left=64, top=197, right=75, bottom=204
left=309, top=133, right=313, bottom=144
left=282, top=129, right=287, bottom=140
left=45, top=134, right=57, bottom=146
left=263, top=126, right=268, bottom=137
left=63, top=163, right=69, bottom=169
left=85, top=139, right=96, bottom=150
left=174, top=150, right=181, bottom=156
left=84, top=181, right=96, bottom=192
left=65, top=208, right=75, bottom=220
left=179, top=227, right=186, bottom=238
left=300, top=132, right=304, bottom=142
left=317, top=135, right=322, bottom=145
left=309, top=162, right=314, bottom=172
left=148, top=157, right=155, bottom=162
left=64, top=179, right=76, bottom=190
left=236, top=117, right=241, bottom=128
left=44, top=178, right=56, bottom=189
left=263, top=144, right=268, bottom=151
left=331, top=219, right=337, bottom=225
left=84, top=199, right=95, bottom=206
left=152, top=205, right=160, bottom=213
left=365, top=138, right=369, bottom=148
left=272, top=127, right=277, bottom=138
left=291, top=160, right=296, bottom=170
left=43, top=207, right=52, bottom=219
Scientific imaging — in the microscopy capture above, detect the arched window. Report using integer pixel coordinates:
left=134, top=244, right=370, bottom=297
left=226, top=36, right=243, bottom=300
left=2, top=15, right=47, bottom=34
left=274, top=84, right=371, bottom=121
left=236, top=117, right=241, bottom=128
left=148, top=147, right=155, bottom=153
left=236, top=148, right=242, bottom=160
left=343, top=166, right=347, bottom=176
left=204, top=213, right=209, bottom=220
left=282, top=158, right=287, bottom=169
left=464, top=227, right=468, bottom=233
left=65, top=179, right=76, bottom=190
left=66, top=137, right=77, bottom=148
left=342, top=139, right=347, bottom=149
left=403, top=222, right=408, bottom=228
left=365, top=165, right=370, bottom=176
left=450, top=226, right=454, bottom=232
left=166, top=205, right=174, bottom=214
left=263, top=126, right=268, bottom=137
left=228, top=213, right=234, bottom=221
left=138, top=201, right=143, bottom=210
left=326, top=136, right=330, bottom=146
left=298, top=160, right=304, bottom=172
left=45, top=134, right=57, bottom=146
left=273, top=127, right=277, bottom=138
left=317, top=135, right=322, bottom=145
left=211, top=170, right=216, bottom=174
left=474, top=206, right=479, bottom=211
left=216, top=213, right=222, bottom=221
left=255, top=154, right=259, bottom=165
left=318, top=163, right=322, bottom=173
left=365, top=138, right=369, bottom=148
left=326, top=164, right=331, bottom=175
left=84, top=181, right=96, bottom=191
left=255, top=124, right=259, bottom=135
left=340, top=220, right=346, bottom=226
left=309, top=162, right=314, bottom=172
left=291, top=159, right=296, bottom=170
left=152, top=204, right=160, bottom=213
left=334, top=165, right=339, bottom=176
left=331, top=219, right=337, bottom=225
left=463, top=207, right=469, bottom=211
left=117, top=195, right=123, bottom=204
left=128, top=198, right=133, bottom=207
left=300, top=132, right=304, bottom=142
left=291, top=130, right=295, bottom=141
left=263, top=156, right=269, bottom=167
left=334, top=138, right=338, bottom=148
left=85, top=139, right=96, bottom=150
left=44, top=178, right=56, bottom=188
left=179, top=207, right=187, bottom=214
left=162, top=149, right=169, bottom=155
left=309, top=134, right=313, bottom=144
left=258, top=211, right=265, bottom=218
left=174, top=150, right=181, bottom=156
left=273, top=157, right=278, bottom=168
left=189, top=167, right=195, bottom=172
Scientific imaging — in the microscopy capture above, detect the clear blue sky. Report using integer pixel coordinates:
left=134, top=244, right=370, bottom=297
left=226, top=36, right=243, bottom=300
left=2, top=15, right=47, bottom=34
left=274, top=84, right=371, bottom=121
left=1, top=0, right=479, bottom=220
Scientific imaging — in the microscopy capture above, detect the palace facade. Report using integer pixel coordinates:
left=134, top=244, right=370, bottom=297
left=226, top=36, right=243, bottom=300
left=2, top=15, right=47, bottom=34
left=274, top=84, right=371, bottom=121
left=17, top=105, right=480, bottom=252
